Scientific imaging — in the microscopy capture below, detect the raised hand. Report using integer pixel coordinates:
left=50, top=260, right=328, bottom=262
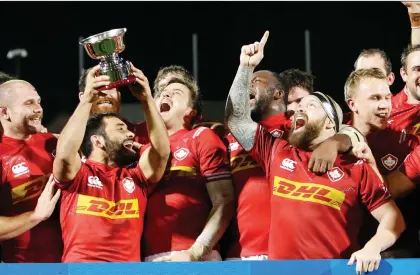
left=82, top=65, right=110, bottom=103
left=403, top=1, right=420, bottom=13
left=240, top=31, right=269, bottom=68
left=128, top=63, right=153, bottom=102
left=352, top=141, right=375, bottom=165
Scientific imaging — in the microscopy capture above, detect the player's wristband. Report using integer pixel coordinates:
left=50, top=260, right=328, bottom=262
left=337, top=125, right=365, bottom=150
left=342, top=145, right=353, bottom=155
left=409, top=12, right=420, bottom=28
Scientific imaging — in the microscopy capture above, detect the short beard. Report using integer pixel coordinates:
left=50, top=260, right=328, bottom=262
left=250, top=86, right=275, bottom=122
left=104, top=136, right=137, bottom=167
left=90, top=98, right=121, bottom=115
left=288, top=118, right=325, bottom=150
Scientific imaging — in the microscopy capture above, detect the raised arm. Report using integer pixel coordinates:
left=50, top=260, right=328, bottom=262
left=53, top=65, right=108, bottom=182
left=225, top=31, right=269, bottom=151
left=129, top=64, right=170, bottom=183
left=404, top=2, right=420, bottom=45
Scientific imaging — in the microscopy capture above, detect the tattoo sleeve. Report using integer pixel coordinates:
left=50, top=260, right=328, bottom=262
left=225, top=66, right=258, bottom=151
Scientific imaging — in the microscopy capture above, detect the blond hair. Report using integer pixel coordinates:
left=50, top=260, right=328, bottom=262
left=344, top=68, right=388, bottom=101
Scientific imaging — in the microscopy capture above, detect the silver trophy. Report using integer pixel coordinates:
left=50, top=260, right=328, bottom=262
left=80, top=28, right=136, bottom=91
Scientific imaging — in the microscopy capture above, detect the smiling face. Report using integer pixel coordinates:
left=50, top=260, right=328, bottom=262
left=89, top=88, right=121, bottom=115
left=101, top=116, right=137, bottom=166
left=349, top=78, right=391, bottom=130
left=345, top=68, right=391, bottom=132
left=402, top=49, right=420, bottom=102
left=78, top=67, right=122, bottom=115
left=83, top=114, right=138, bottom=167
left=0, top=81, right=44, bottom=135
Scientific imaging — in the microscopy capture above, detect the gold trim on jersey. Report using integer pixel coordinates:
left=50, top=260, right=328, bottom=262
left=166, top=166, right=197, bottom=177
left=76, top=194, right=139, bottom=219
left=11, top=174, right=50, bottom=205
left=230, top=154, right=260, bottom=174
left=273, top=177, right=345, bottom=210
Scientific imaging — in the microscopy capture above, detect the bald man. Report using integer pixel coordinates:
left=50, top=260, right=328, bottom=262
left=0, top=77, right=63, bottom=262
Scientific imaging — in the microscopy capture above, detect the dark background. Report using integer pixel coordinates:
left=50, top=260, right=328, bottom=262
left=0, top=1, right=412, bottom=125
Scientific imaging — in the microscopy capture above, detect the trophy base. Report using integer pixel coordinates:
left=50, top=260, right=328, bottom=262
left=97, top=75, right=137, bottom=91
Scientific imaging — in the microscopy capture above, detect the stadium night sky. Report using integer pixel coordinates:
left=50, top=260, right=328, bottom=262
left=0, top=1, right=412, bottom=125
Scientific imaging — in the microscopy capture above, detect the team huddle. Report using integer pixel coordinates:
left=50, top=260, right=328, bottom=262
left=2, top=3, right=420, bottom=275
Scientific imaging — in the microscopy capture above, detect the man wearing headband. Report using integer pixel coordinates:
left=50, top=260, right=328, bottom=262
left=222, top=68, right=316, bottom=261
left=226, top=31, right=404, bottom=274
left=345, top=68, right=420, bottom=258
left=0, top=75, right=63, bottom=262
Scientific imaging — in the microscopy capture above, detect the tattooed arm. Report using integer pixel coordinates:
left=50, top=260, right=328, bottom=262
left=225, top=31, right=269, bottom=151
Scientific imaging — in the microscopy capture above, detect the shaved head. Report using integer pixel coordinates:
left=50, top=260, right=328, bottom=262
left=0, top=80, right=35, bottom=107
left=0, top=80, right=43, bottom=139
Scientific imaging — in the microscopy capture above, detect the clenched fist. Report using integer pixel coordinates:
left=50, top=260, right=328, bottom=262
left=82, top=65, right=110, bottom=103
left=240, top=31, right=269, bottom=68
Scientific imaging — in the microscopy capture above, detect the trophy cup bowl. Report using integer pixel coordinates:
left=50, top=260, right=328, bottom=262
left=80, top=28, right=136, bottom=91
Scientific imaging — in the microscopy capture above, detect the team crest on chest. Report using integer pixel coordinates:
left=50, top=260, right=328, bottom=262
left=327, top=167, right=344, bottom=182
left=174, top=148, right=190, bottom=161
left=270, top=129, right=284, bottom=138
left=381, top=154, right=398, bottom=171
left=122, top=177, right=135, bottom=194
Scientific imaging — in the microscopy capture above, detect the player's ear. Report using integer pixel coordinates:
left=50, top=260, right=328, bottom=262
left=79, top=92, right=84, bottom=101
left=387, top=72, right=395, bottom=86
left=0, top=107, right=10, bottom=120
left=325, top=118, right=335, bottom=130
left=400, top=67, right=408, bottom=83
left=90, top=135, right=105, bottom=150
left=184, top=108, right=197, bottom=125
left=346, top=98, right=357, bottom=113
left=273, top=88, right=284, bottom=101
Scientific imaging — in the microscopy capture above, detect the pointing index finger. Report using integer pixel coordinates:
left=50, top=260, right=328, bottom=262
left=259, top=31, right=270, bottom=50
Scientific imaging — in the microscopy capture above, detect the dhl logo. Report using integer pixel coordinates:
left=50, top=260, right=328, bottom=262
left=410, top=123, right=420, bottom=136
left=165, top=166, right=196, bottom=178
left=272, top=177, right=345, bottom=210
left=11, top=174, right=50, bottom=205
left=76, top=194, right=139, bottom=219
left=230, top=154, right=260, bottom=174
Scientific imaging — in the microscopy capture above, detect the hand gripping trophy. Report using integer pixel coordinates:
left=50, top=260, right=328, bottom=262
left=80, top=28, right=136, bottom=91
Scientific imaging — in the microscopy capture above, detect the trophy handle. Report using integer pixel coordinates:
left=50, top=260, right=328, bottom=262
left=112, top=36, right=125, bottom=53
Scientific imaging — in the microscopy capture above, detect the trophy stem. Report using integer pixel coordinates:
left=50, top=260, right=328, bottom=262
left=100, top=53, right=120, bottom=65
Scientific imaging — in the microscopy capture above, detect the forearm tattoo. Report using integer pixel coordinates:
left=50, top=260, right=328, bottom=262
left=225, top=66, right=257, bottom=151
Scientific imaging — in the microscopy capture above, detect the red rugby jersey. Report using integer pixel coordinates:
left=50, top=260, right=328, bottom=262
left=55, top=159, right=148, bottom=262
left=249, top=125, right=391, bottom=259
left=0, top=133, right=63, bottom=262
left=223, top=113, right=290, bottom=258
left=142, top=127, right=231, bottom=257
left=389, top=88, right=420, bottom=136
